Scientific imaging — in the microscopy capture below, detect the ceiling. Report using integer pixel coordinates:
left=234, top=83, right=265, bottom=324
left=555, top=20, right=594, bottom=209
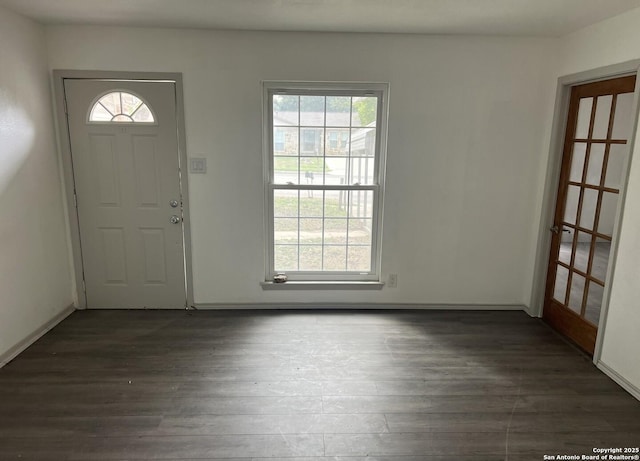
left=2, top=0, right=640, bottom=36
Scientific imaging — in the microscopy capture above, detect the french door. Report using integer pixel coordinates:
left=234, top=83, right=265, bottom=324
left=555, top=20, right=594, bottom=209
left=543, top=75, right=636, bottom=355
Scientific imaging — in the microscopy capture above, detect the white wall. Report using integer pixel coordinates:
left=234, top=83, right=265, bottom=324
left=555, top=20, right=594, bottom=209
left=556, top=7, right=640, bottom=392
left=0, top=7, right=73, bottom=358
left=45, top=26, right=557, bottom=307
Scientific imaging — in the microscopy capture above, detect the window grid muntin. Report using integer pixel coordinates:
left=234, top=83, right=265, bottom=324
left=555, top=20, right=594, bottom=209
left=320, top=98, right=327, bottom=270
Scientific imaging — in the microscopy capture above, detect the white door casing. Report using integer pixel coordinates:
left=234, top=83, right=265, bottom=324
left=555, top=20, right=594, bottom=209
left=64, top=79, right=186, bottom=308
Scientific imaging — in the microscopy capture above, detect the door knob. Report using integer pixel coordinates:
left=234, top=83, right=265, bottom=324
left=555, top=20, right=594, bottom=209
left=550, top=225, right=559, bottom=234
left=170, top=215, right=181, bottom=224
left=169, top=200, right=179, bottom=208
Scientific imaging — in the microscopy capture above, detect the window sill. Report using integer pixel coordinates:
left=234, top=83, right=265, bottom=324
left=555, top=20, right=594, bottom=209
left=260, top=281, right=385, bottom=290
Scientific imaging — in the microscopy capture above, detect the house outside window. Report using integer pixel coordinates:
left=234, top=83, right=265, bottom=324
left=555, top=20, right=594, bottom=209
left=264, top=82, right=389, bottom=282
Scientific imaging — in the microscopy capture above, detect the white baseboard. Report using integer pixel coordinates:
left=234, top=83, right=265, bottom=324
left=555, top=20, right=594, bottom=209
left=0, top=304, right=76, bottom=368
left=597, top=360, right=640, bottom=401
left=82, top=306, right=186, bottom=310
left=191, top=302, right=525, bottom=311
left=522, top=304, right=541, bottom=318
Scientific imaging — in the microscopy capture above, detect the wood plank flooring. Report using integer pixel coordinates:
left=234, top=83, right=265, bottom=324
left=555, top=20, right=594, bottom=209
left=0, top=309, right=638, bottom=460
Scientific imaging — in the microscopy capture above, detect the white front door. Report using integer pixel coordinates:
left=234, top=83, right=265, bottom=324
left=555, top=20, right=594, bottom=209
left=64, top=79, right=186, bottom=308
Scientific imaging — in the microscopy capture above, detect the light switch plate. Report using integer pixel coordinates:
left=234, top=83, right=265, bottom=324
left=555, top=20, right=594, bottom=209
left=189, top=157, right=207, bottom=174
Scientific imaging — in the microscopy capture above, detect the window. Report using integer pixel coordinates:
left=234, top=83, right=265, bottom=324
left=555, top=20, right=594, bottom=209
left=301, top=129, right=321, bottom=155
left=88, top=91, right=155, bottom=123
left=274, top=129, right=286, bottom=153
left=327, top=131, right=338, bottom=150
left=327, top=130, right=350, bottom=152
left=264, top=82, right=388, bottom=282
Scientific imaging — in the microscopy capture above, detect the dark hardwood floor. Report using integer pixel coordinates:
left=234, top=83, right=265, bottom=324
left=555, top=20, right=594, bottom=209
left=0, top=309, right=638, bottom=460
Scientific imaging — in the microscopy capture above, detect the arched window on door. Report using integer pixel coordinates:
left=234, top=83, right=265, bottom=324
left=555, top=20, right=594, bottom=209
left=88, top=91, right=155, bottom=123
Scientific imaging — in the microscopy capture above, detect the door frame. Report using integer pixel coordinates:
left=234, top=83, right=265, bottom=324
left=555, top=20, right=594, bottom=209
left=52, top=70, right=194, bottom=309
left=531, top=60, right=640, bottom=362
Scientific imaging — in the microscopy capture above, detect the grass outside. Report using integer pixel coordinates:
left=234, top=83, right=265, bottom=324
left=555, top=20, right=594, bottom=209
left=272, top=196, right=373, bottom=271
left=274, top=157, right=329, bottom=173
left=274, top=244, right=371, bottom=272
left=275, top=196, right=347, bottom=218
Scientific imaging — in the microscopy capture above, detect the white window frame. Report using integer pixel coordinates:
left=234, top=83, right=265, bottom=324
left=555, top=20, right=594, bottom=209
left=262, top=81, right=389, bottom=282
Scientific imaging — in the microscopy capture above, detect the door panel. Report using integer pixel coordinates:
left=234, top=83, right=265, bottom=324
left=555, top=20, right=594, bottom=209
left=64, top=79, right=186, bottom=308
left=132, top=136, right=162, bottom=207
left=543, top=75, right=636, bottom=354
left=91, top=134, right=120, bottom=206
left=100, top=227, right=127, bottom=284
left=140, top=228, right=168, bottom=284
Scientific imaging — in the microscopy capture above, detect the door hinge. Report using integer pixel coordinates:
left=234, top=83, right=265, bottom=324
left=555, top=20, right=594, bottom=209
left=63, top=96, right=68, bottom=115
left=81, top=279, right=86, bottom=292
